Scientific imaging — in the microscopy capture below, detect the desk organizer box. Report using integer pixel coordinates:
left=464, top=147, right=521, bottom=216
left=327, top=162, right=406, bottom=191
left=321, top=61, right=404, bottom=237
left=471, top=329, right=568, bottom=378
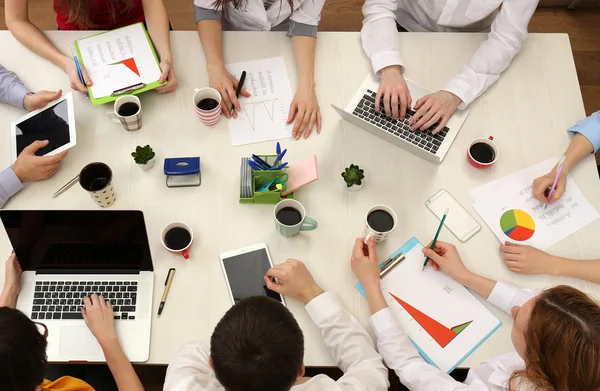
left=240, top=155, right=295, bottom=204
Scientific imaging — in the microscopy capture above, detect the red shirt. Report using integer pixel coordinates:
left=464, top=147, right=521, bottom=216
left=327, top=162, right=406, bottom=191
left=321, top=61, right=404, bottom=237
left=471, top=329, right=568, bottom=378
left=54, top=0, right=145, bottom=30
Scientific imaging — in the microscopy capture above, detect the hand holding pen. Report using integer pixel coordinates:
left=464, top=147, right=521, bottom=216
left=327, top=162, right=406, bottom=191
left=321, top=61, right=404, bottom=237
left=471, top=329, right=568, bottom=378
left=533, top=155, right=567, bottom=205
left=69, top=47, right=91, bottom=97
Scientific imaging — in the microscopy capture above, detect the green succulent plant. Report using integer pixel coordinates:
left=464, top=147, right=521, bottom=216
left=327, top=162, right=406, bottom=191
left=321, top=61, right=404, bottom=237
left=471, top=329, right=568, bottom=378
left=341, top=164, right=365, bottom=187
left=131, top=145, right=156, bottom=165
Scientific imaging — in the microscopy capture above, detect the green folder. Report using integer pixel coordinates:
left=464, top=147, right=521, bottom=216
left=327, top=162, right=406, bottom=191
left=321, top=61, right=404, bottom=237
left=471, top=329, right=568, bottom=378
left=73, top=22, right=167, bottom=106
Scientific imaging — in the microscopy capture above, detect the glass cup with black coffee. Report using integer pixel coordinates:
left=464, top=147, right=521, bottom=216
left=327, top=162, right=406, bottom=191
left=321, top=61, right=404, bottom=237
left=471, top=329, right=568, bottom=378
left=274, top=200, right=318, bottom=238
left=467, top=136, right=499, bottom=168
left=364, top=205, right=397, bottom=243
left=192, top=87, right=223, bottom=126
left=161, top=222, right=194, bottom=259
left=106, top=95, right=143, bottom=131
left=79, top=162, right=116, bottom=208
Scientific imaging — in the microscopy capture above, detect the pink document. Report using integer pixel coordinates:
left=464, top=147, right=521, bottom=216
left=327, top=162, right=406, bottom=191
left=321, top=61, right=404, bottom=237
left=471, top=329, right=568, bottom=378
left=282, top=155, right=318, bottom=197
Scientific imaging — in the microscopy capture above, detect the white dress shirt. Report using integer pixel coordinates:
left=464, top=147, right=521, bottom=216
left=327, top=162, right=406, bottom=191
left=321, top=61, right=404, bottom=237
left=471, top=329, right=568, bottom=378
left=361, top=0, right=540, bottom=108
left=370, top=281, right=538, bottom=390
left=164, top=292, right=389, bottom=391
left=194, top=0, right=324, bottom=37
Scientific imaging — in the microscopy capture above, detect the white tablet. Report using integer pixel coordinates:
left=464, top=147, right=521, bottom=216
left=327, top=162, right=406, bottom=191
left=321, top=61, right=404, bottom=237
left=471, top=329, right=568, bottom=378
left=10, top=92, right=76, bottom=162
left=219, top=243, right=286, bottom=306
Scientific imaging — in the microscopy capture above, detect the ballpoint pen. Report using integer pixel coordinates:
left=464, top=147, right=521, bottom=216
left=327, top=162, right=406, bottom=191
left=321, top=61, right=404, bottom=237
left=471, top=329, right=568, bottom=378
left=231, top=70, right=247, bottom=116
left=423, top=208, right=449, bottom=271
left=71, top=47, right=89, bottom=99
left=251, top=155, right=272, bottom=170
left=52, top=175, right=80, bottom=198
left=158, top=268, right=176, bottom=317
left=545, top=155, right=566, bottom=209
left=269, top=162, right=288, bottom=171
left=273, top=148, right=287, bottom=166
left=247, top=160, right=263, bottom=171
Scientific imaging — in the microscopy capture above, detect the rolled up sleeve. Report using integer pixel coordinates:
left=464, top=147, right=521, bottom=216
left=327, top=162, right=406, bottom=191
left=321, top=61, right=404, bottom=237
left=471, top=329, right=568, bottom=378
left=568, top=111, right=600, bottom=154
left=289, top=0, right=324, bottom=34
left=194, top=5, right=222, bottom=23
left=287, top=21, right=317, bottom=38
left=360, top=0, right=403, bottom=76
left=0, top=65, right=30, bottom=109
left=487, top=281, right=538, bottom=316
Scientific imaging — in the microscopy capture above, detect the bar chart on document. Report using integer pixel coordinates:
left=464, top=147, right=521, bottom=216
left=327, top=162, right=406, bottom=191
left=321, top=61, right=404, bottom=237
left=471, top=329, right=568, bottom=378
left=226, top=57, right=294, bottom=146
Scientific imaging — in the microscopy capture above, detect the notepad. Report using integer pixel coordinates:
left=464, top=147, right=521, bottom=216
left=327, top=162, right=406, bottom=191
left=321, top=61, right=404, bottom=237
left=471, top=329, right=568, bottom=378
left=281, top=155, right=318, bottom=197
left=356, top=237, right=501, bottom=373
left=74, top=22, right=167, bottom=106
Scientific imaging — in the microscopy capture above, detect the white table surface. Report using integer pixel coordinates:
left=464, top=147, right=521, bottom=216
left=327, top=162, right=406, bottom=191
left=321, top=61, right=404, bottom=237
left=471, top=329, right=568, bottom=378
left=1, top=31, right=599, bottom=367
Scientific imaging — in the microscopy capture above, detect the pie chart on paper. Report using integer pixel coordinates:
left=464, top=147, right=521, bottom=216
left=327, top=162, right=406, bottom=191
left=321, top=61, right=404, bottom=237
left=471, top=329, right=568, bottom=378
left=500, top=209, right=535, bottom=241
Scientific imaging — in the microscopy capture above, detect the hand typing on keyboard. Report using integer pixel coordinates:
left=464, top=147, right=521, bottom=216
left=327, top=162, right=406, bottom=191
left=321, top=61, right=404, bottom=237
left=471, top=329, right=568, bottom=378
left=410, top=90, right=462, bottom=134
left=376, top=66, right=412, bottom=120
left=82, top=294, right=117, bottom=346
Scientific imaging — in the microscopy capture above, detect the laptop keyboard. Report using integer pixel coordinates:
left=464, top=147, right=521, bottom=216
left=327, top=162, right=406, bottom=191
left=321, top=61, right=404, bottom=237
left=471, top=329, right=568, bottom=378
left=31, top=281, right=138, bottom=321
left=353, top=89, right=449, bottom=155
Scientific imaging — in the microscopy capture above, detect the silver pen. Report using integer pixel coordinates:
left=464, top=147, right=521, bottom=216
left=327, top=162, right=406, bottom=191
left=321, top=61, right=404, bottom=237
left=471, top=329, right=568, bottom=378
left=52, top=175, right=80, bottom=198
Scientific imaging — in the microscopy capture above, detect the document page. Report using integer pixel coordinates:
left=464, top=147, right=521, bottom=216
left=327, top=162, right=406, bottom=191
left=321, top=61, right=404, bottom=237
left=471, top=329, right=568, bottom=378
left=225, top=57, right=293, bottom=146
left=77, top=23, right=162, bottom=99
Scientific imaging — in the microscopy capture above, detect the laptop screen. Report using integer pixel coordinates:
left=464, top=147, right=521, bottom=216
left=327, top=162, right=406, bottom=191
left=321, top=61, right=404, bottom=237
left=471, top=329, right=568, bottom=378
left=0, top=210, right=153, bottom=273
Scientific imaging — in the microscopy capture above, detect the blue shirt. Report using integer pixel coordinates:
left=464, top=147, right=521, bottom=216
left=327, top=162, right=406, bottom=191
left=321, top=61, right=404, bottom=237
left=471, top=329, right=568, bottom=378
left=0, top=64, right=29, bottom=208
left=569, top=111, right=600, bottom=154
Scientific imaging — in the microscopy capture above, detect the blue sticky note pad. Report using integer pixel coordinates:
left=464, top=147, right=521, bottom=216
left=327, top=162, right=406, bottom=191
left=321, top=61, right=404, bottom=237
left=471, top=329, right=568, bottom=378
left=356, top=237, right=502, bottom=373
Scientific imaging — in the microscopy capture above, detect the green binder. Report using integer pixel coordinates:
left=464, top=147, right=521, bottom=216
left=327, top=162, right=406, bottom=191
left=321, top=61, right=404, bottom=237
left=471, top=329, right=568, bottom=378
left=73, top=22, right=167, bottom=106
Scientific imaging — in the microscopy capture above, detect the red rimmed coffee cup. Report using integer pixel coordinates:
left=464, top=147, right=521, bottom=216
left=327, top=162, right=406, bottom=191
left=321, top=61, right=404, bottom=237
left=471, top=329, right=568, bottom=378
left=467, top=136, right=499, bottom=169
left=161, top=222, right=193, bottom=259
left=193, top=87, right=222, bottom=126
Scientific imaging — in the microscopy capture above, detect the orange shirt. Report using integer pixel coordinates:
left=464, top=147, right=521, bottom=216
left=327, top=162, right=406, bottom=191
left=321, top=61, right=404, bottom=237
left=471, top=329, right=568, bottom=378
left=40, top=376, right=95, bottom=391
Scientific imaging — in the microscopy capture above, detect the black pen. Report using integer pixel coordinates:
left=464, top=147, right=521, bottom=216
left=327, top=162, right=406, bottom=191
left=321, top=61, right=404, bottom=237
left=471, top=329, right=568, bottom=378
left=231, top=70, right=247, bottom=115
left=158, top=268, right=176, bottom=317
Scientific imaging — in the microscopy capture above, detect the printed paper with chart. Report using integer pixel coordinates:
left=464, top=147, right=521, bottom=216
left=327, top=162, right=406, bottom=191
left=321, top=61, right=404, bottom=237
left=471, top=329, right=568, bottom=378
left=226, top=57, right=293, bottom=146
left=471, top=158, right=599, bottom=250
left=77, top=23, right=162, bottom=99
left=379, top=238, right=501, bottom=373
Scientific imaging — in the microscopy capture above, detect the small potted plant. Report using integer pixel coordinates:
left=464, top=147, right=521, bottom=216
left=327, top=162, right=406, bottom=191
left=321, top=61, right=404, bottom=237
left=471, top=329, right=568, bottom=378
left=341, top=164, right=365, bottom=191
left=131, top=145, right=156, bottom=171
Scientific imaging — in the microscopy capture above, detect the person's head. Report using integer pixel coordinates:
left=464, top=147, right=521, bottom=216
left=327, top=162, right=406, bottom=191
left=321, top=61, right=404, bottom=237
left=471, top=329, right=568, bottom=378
left=54, top=0, right=134, bottom=29
left=509, top=285, right=600, bottom=390
left=210, top=296, right=305, bottom=391
left=0, top=307, right=48, bottom=391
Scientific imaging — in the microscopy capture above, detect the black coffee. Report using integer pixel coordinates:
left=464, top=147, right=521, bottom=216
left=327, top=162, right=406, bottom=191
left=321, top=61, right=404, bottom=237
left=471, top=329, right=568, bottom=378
left=117, top=102, right=140, bottom=117
left=367, top=210, right=394, bottom=232
left=165, top=227, right=192, bottom=251
left=470, top=142, right=495, bottom=164
left=276, top=207, right=302, bottom=226
left=196, top=98, right=219, bottom=111
left=89, top=177, right=109, bottom=191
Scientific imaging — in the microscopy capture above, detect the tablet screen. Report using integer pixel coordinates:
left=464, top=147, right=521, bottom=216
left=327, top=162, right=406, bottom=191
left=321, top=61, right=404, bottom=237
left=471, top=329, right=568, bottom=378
left=15, top=100, right=70, bottom=157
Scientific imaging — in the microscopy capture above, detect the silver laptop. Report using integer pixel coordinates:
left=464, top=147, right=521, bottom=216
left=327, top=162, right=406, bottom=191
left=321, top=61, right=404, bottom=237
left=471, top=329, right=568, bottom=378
left=333, top=74, right=470, bottom=164
left=0, top=210, right=154, bottom=362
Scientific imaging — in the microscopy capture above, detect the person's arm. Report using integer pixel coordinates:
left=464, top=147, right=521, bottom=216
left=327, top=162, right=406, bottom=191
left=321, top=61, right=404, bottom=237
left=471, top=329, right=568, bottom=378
left=360, top=0, right=412, bottom=120
left=265, top=259, right=389, bottom=391
left=82, top=295, right=144, bottom=391
left=141, top=0, right=178, bottom=93
left=195, top=4, right=250, bottom=119
left=5, top=0, right=91, bottom=93
left=0, top=65, right=29, bottom=109
left=500, top=242, right=600, bottom=284
left=0, top=168, right=24, bottom=209
left=163, top=342, right=215, bottom=391
left=0, top=254, right=22, bottom=308
left=532, top=112, right=600, bottom=203
left=287, top=36, right=322, bottom=140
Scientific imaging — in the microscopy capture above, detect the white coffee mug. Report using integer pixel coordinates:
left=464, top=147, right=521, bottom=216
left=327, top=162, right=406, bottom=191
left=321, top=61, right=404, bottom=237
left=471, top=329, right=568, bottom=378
left=274, top=200, right=318, bottom=238
left=106, top=95, right=142, bottom=131
left=364, top=205, right=397, bottom=244
left=160, top=222, right=194, bottom=259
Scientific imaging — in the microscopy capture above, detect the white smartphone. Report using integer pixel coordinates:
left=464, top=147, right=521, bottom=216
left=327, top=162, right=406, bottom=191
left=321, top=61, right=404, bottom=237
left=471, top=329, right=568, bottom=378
left=10, top=92, right=77, bottom=162
left=426, top=189, right=481, bottom=242
left=219, top=243, right=286, bottom=306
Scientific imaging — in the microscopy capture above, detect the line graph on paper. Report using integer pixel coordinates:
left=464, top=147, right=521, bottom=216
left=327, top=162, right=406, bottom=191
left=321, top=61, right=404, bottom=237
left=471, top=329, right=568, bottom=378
left=237, top=98, right=290, bottom=133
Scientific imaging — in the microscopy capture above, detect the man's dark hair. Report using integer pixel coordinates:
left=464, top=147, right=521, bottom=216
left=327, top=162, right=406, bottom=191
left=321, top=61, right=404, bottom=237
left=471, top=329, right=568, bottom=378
left=211, top=296, right=304, bottom=391
left=0, top=307, right=48, bottom=391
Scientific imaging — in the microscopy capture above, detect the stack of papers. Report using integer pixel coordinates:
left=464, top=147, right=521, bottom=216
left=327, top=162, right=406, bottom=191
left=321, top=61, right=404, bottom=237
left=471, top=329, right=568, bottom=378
left=471, top=158, right=599, bottom=250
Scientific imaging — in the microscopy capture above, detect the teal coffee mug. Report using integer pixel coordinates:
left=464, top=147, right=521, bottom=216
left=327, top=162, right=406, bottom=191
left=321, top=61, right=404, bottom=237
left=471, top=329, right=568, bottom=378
left=274, top=199, right=318, bottom=237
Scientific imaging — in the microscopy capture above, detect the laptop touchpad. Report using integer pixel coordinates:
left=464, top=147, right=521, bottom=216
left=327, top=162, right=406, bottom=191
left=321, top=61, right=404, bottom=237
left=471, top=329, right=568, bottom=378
left=59, top=327, right=102, bottom=357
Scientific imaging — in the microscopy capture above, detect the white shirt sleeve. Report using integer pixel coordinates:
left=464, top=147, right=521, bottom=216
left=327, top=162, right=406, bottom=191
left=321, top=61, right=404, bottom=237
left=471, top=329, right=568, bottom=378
left=163, top=341, right=223, bottom=391
left=305, top=292, right=389, bottom=390
left=486, top=281, right=538, bottom=316
left=442, top=0, right=539, bottom=109
left=360, top=0, right=404, bottom=76
left=289, top=0, right=325, bottom=27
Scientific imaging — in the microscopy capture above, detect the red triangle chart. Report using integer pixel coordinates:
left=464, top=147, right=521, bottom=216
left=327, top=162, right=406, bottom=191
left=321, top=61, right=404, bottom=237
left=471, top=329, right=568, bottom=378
left=110, top=58, right=140, bottom=77
left=390, top=293, right=472, bottom=348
